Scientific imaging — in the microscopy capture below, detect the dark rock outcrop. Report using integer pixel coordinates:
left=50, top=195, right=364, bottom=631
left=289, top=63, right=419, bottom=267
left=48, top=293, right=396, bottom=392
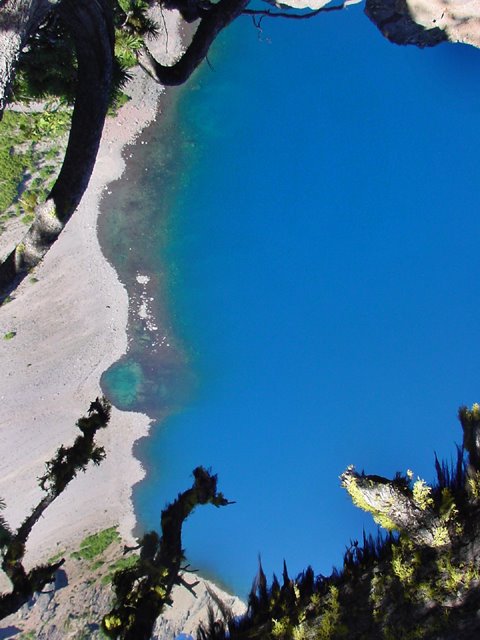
left=365, top=0, right=448, bottom=46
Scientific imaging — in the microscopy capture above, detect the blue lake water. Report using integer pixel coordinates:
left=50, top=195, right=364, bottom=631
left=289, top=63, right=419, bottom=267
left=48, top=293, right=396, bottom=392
left=101, top=7, right=480, bottom=597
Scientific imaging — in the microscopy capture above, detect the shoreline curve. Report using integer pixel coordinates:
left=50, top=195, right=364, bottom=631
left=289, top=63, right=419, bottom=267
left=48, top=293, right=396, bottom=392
left=0, top=6, right=180, bottom=576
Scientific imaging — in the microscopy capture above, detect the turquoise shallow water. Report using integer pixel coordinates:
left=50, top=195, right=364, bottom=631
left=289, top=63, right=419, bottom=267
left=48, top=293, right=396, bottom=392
left=101, top=9, right=480, bottom=597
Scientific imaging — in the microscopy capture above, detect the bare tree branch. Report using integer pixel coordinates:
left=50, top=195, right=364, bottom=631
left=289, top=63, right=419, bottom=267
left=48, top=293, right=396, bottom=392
left=243, top=2, right=347, bottom=20
left=159, top=3, right=169, bottom=54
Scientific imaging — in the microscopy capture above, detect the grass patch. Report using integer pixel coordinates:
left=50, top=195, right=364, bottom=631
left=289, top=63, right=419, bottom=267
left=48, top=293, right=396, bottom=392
left=47, top=550, right=65, bottom=564
left=0, top=146, right=31, bottom=211
left=21, top=213, right=35, bottom=225
left=3, top=331, right=16, bottom=340
left=17, top=109, right=71, bottom=142
left=71, top=527, right=120, bottom=561
left=0, top=109, right=71, bottom=217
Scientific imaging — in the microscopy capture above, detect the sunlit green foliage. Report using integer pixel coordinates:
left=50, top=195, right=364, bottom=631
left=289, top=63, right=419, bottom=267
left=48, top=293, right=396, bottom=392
left=391, top=538, right=420, bottom=586
left=316, top=586, right=346, bottom=640
left=0, top=109, right=71, bottom=218
left=13, top=0, right=154, bottom=110
left=412, top=478, right=433, bottom=511
left=71, top=529, right=114, bottom=559
left=0, top=145, right=30, bottom=212
left=115, top=31, right=144, bottom=68
left=115, top=0, right=159, bottom=38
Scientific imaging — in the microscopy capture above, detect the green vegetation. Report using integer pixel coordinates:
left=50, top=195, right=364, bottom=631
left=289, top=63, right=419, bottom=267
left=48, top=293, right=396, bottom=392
left=0, top=0, right=154, bottom=228
left=0, top=397, right=479, bottom=640
left=390, top=538, right=420, bottom=586
left=0, top=144, right=31, bottom=212
left=2, top=5, right=480, bottom=637
left=21, top=109, right=71, bottom=141
left=71, top=527, right=120, bottom=561
left=47, top=549, right=66, bottom=564
left=3, top=331, right=16, bottom=340
left=412, top=478, right=434, bottom=510
left=12, top=0, right=153, bottom=108
left=115, top=31, right=144, bottom=68
left=0, top=109, right=71, bottom=223
left=12, top=21, right=77, bottom=104
left=315, top=585, right=346, bottom=640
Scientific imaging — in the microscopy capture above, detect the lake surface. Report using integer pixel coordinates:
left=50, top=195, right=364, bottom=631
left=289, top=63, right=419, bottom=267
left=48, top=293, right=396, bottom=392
left=100, top=6, right=480, bottom=597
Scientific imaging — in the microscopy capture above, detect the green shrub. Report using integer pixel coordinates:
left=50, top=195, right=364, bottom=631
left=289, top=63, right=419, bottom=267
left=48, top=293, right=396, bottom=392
left=114, top=31, right=144, bottom=68
left=21, top=213, right=35, bottom=225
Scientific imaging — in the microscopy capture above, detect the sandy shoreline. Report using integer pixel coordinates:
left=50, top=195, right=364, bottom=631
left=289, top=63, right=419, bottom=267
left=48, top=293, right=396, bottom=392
left=0, top=9, right=246, bottom=632
left=0, top=10, right=181, bottom=563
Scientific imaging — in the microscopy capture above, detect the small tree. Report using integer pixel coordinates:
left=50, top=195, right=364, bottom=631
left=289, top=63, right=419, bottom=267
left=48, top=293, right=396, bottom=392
left=0, top=397, right=111, bottom=619
left=103, top=466, right=233, bottom=640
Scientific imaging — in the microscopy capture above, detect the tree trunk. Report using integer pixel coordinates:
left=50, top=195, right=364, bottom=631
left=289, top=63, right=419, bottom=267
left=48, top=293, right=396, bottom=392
left=0, top=0, right=114, bottom=297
